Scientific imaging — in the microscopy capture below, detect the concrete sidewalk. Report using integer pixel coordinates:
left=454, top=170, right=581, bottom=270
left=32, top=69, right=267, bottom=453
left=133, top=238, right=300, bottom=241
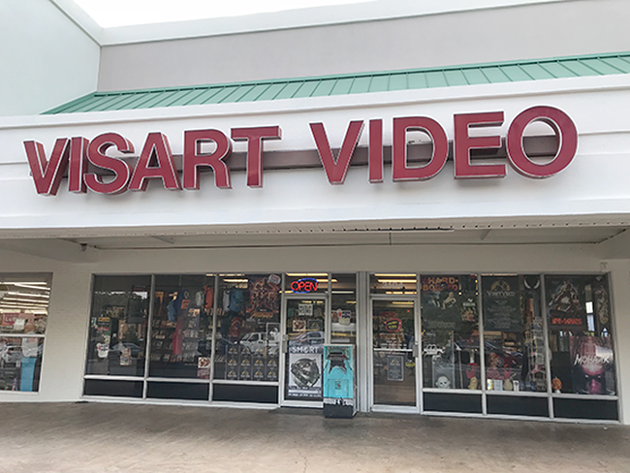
left=0, top=402, right=628, bottom=473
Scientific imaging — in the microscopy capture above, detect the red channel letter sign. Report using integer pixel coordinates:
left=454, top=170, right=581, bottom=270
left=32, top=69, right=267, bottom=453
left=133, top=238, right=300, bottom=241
left=23, top=106, right=577, bottom=195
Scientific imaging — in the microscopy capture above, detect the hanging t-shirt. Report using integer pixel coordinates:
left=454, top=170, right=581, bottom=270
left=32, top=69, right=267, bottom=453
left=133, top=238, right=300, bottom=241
left=229, top=289, right=246, bottom=313
left=204, top=286, right=214, bottom=313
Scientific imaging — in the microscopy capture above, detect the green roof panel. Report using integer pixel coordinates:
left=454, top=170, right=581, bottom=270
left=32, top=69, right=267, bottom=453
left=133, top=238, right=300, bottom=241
left=293, top=81, right=320, bottom=98
left=388, top=74, right=408, bottom=91
left=44, top=51, right=630, bottom=114
left=184, top=87, right=222, bottom=105
left=331, top=77, right=354, bottom=95
left=349, top=76, right=372, bottom=94
left=255, top=83, right=287, bottom=101
left=311, top=78, right=338, bottom=97
left=560, top=60, right=601, bottom=77
left=273, top=82, right=303, bottom=99
left=368, top=75, right=390, bottom=93
left=407, top=72, right=428, bottom=88
left=601, top=57, right=630, bottom=73
left=462, top=68, right=490, bottom=85
left=443, top=70, right=468, bottom=86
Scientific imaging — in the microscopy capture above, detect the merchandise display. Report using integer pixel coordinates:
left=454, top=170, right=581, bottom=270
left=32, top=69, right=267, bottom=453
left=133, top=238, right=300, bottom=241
left=482, top=275, right=547, bottom=392
left=149, top=275, right=214, bottom=379
left=213, top=274, right=281, bottom=383
left=0, top=276, right=49, bottom=393
left=420, top=275, right=480, bottom=390
left=85, top=276, right=150, bottom=377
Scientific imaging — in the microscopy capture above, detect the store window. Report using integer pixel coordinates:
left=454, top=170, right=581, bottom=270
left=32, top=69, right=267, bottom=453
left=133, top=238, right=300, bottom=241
left=481, top=275, right=546, bottom=393
left=0, top=274, right=50, bottom=392
left=331, top=274, right=357, bottom=345
left=85, top=276, right=150, bottom=378
left=421, top=275, right=480, bottom=390
left=545, top=275, right=616, bottom=396
left=149, top=274, right=214, bottom=379
left=214, top=274, right=281, bottom=384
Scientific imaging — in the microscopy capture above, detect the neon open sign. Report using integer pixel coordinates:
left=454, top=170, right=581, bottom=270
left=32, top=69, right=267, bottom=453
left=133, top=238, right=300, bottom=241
left=290, top=278, right=318, bottom=293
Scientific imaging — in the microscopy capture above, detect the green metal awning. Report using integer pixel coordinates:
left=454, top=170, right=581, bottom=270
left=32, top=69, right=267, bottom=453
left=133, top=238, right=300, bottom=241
left=44, top=52, right=630, bottom=114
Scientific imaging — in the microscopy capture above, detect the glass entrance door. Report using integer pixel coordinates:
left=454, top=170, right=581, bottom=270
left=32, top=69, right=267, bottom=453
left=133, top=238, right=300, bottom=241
left=371, top=299, right=418, bottom=408
left=281, top=297, right=327, bottom=405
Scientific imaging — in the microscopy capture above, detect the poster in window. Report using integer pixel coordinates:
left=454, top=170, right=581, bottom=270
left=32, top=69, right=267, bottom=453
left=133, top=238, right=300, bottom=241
left=287, top=353, right=322, bottom=398
left=298, top=304, right=313, bottom=317
left=482, top=276, right=522, bottom=332
left=546, top=276, right=587, bottom=331
left=421, top=276, right=477, bottom=330
left=197, top=357, right=210, bottom=379
left=246, top=275, right=281, bottom=319
left=386, top=354, right=404, bottom=381
left=570, top=335, right=615, bottom=395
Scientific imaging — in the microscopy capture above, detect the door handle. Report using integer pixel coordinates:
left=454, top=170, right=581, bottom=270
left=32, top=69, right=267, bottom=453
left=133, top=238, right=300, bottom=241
left=413, top=343, right=419, bottom=358
left=281, top=335, right=288, bottom=354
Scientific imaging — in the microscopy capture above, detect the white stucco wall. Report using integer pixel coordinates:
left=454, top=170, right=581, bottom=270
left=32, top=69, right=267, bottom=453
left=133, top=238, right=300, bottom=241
left=0, top=0, right=99, bottom=116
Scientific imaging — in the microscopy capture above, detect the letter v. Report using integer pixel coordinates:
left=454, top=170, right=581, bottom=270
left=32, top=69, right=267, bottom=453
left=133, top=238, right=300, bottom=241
left=23, top=138, right=71, bottom=195
left=310, top=120, right=364, bottom=184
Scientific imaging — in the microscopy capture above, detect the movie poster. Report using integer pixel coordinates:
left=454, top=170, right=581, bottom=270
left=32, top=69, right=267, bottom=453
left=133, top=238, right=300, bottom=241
left=570, top=335, right=615, bottom=395
left=482, top=276, right=522, bottom=332
left=421, top=276, right=477, bottom=330
left=287, top=352, right=322, bottom=398
left=546, top=276, right=587, bottom=331
left=246, top=275, right=281, bottom=319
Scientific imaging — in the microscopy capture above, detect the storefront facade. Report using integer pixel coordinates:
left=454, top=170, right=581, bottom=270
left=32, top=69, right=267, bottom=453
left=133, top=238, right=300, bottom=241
left=1, top=0, right=630, bottom=424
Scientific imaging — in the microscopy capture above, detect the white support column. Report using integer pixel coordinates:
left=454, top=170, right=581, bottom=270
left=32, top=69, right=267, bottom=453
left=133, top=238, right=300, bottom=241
left=356, top=272, right=370, bottom=412
left=39, top=264, right=93, bottom=401
left=605, top=260, right=630, bottom=424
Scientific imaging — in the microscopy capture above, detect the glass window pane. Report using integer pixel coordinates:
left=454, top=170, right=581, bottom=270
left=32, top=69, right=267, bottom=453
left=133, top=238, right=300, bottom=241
left=372, top=300, right=416, bottom=406
left=149, top=274, right=214, bottom=379
left=214, top=274, right=281, bottom=382
left=482, top=275, right=546, bottom=392
left=0, top=275, right=51, bottom=335
left=86, top=275, right=150, bottom=377
left=331, top=274, right=356, bottom=345
left=0, top=336, right=44, bottom=392
left=421, top=274, right=480, bottom=390
left=370, top=274, right=417, bottom=295
left=545, top=274, right=616, bottom=395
